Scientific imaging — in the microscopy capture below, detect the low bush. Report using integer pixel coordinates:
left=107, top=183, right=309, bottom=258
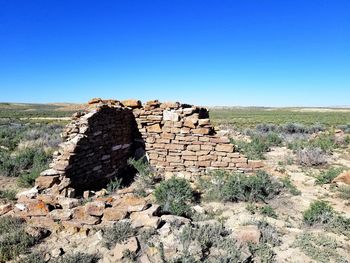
left=260, top=205, right=278, bottom=219
left=0, top=189, right=17, bottom=201
left=315, top=167, right=343, bottom=185
left=176, top=223, right=243, bottom=262
left=21, top=252, right=46, bottom=263
left=0, top=217, right=38, bottom=262
left=338, top=185, right=350, bottom=200
left=154, top=176, right=194, bottom=216
left=128, top=157, right=157, bottom=197
left=280, top=176, right=301, bottom=195
left=102, top=221, right=135, bottom=249
left=201, top=170, right=282, bottom=203
left=303, top=200, right=335, bottom=226
left=249, top=243, right=276, bottom=263
left=0, top=147, right=51, bottom=179
left=296, top=147, right=327, bottom=166
left=293, top=233, right=348, bottom=263
left=303, top=200, right=350, bottom=237
left=106, top=177, right=122, bottom=193
left=53, top=253, right=100, bottom=263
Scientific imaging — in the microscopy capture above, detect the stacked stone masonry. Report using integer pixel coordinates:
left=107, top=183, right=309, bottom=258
left=36, top=98, right=263, bottom=195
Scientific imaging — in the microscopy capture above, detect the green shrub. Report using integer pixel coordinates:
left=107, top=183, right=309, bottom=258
left=52, top=253, right=100, bottom=263
left=280, top=176, right=301, bottom=195
left=293, top=233, right=348, bottom=263
left=128, top=157, right=157, bottom=197
left=232, top=137, right=270, bottom=160
left=102, top=221, right=135, bottom=249
left=106, top=177, right=122, bottom=193
left=249, top=243, right=276, bottom=263
left=202, top=170, right=281, bottom=203
left=21, top=252, right=46, bottom=263
left=315, top=167, right=343, bottom=185
left=260, top=205, right=278, bottom=219
left=154, top=176, right=194, bottom=216
left=0, top=217, right=37, bottom=262
left=0, top=147, right=51, bottom=179
left=0, top=189, right=17, bottom=201
left=176, top=223, right=243, bottom=262
left=303, top=200, right=335, bottom=226
left=255, top=220, right=281, bottom=246
left=338, top=185, right=350, bottom=200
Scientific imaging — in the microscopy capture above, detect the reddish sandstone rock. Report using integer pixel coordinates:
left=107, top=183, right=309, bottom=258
left=26, top=200, right=51, bottom=216
left=102, top=208, right=128, bottom=221
left=48, top=209, right=73, bottom=221
left=88, top=98, right=102, bottom=104
left=147, top=124, right=162, bottom=133
left=121, top=99, right=142, bottom=108
left=72, top=206, right=101, bottom=225
left=333, top=170, right=350, bottom=185
left=85, top=201, right=106, bottom=216
left=0, top=203, right=12, bottom=216
left=192, top=128, right=211, bottom=135
left=215, top=144, right=234, bottom=153
left=113, top=237, right=139, bottom=260
left=35, top=175, right=60, bottom=190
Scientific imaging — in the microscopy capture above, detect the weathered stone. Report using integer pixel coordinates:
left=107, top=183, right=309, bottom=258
left=147, top=124, right=162, bottom=133
left=130, top=205, right=161, bottom=228
left=0, top=203, right=12, bottom=216
left=26, top=200, right=51, bottom=216
left=58, top=197, right=81, bottom=209
left=88, top=98, right=102, bottom=104
left=48, top=209, right=73, bottom=221
left=114, top=195, right=148, bottom=212
left=103, top=208, right=128, bottom=221
left=121, top=99, right=142, bottom=108
left=36, top=176, right=60, bottom=190
left=198, top=119, right=210, bottom=126
left=85, top=201, right=106, bottom=216
left=163, top=110, right=179, bottom=121
left=113, top=237, right=139, bottom=260
left=333, top=170, right=350, bottom=185
left=192, top=128, right=211, bottom=135
left=215, top=144, right=234, bottom=152
left=72, top=206, right=101, bottom=225
left=40, top=169, right=60, bottom=176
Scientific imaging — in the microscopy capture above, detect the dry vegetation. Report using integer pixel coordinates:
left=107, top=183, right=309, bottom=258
left=1, top=104, right=350, bottom=262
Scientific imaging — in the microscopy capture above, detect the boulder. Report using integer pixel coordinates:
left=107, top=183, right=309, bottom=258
left=233, top=225, right=261, bottom=245
left=0, top=203, right=12, bottom=216
left=113, top=237, right=139, bottom=260
left=122, top=99, right=142, bottom=108
left=333, top=171, right=350, bottom=186
left=103, top=208, right=128, bottom=221
left=35, top=176, right=60, bottom=190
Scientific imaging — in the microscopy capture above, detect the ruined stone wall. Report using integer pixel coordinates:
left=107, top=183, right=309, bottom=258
left=43, top=104, right=141, bottom=194
left=36, top=98, right=263, bottom=195
left=130, top=100, right=262, bottom=177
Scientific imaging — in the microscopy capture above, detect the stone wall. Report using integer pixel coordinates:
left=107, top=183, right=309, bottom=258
left=36, top=98, right=263, bottom=195
left=40, top=104, right=142, bottom=194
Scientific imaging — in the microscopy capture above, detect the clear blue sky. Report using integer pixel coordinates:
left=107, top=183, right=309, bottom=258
left=0, top=0, right=349, bottom=106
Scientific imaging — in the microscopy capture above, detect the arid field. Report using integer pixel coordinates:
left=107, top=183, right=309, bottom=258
left=1, top=101, right=350, bottom=263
